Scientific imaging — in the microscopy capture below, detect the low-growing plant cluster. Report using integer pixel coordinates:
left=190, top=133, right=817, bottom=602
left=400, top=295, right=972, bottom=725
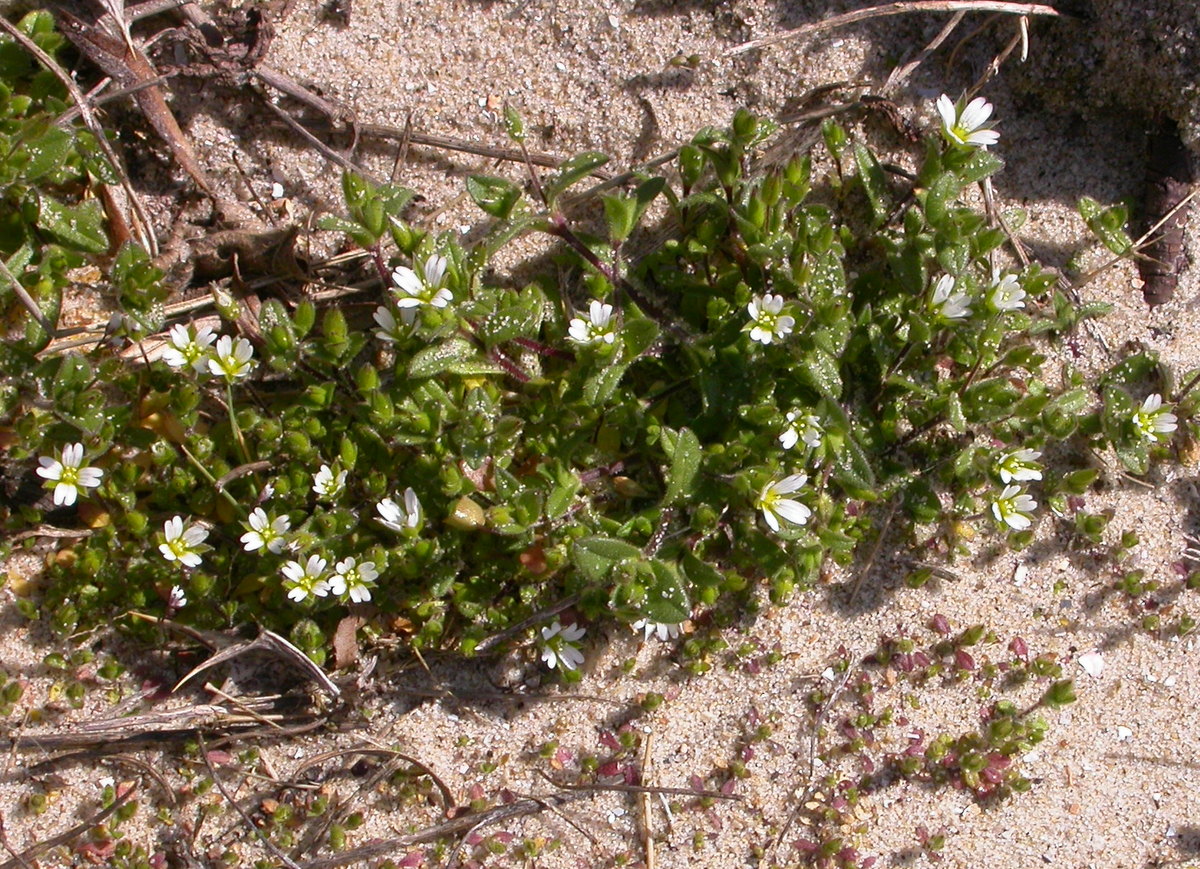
left=1, top=20, right=1193, bottom=675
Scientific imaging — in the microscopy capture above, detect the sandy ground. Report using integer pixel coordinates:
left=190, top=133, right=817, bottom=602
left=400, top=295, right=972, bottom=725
left=4, top=0, right=1200, bottom=867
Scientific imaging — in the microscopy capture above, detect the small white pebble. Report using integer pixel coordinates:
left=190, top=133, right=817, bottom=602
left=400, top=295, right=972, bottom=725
left=270, top=182, right=284, bottom=200
left=555, top=61, right=567, bottom=72
left=1115, top=725, right=1133, bottom=741
left=1164, top=674, right=1177, bottom=688
left=1077, top=650, right=1104, bottom=678
left=821, top=667, right=836, bottom=681
left=1013, top=563, right=1029, bottom=585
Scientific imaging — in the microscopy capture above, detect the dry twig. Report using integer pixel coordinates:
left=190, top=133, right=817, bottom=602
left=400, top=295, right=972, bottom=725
left=727, top=0, right=1061, bottom=56
left=200, top=733, right=304, bottom=869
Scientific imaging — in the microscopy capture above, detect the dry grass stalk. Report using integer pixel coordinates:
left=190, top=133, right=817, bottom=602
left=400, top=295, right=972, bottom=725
left=727, top=0, right=1061, bottom=57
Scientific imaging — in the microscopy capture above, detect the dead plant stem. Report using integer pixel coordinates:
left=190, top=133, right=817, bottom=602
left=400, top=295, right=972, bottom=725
left=728, top=1, right=1061, bottom=56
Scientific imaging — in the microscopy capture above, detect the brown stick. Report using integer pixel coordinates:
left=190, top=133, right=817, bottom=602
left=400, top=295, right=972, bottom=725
left=726, top=1, right=1061, bottom=56
left=883, top=11, right=966, bottom=92
left=56, top=10, right=215, bottom=197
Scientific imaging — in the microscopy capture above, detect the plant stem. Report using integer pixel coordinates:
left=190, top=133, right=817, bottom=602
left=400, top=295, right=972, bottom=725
left=226, top=383, right=252, bottom=465
left=178, top=442, right=243, bottom=515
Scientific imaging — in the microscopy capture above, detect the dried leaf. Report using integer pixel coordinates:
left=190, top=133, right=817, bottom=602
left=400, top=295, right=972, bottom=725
left=333, top=614, right=365, bottom=670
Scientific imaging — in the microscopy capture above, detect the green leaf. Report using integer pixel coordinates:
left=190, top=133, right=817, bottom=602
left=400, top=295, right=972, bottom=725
left=821, top=119, right=847, bottom=160
left=1041, top=679, right=1077, bottom=709
left=1079, top=196, right=1132, bottom=256
left=797, top=347, right=843, bottom=399
left=830, top=433, right=877, bottom=500
left=445, top=358, right=507, bottom=377
left=1101, top=351, right=1158, bottom=389
left=545, top=474, right=580, bottom=520
left=35, top=195, right=107, bottom=253
left=680, top=552, right=723, bottom=592
left=622, top=316, right=659, bottom=357
left=408, top=338, right=483, bottom=379
left=602, top=194, right=638, bottom=243
left=946, top=390, right=966, bottom=433
left=316, top=214, right=376, bottom=248
left=259, top=298, right=297, bottom=357
left=583, top=362, right=628, bottom=406
left=643, top=560, right=691, bottom=624
left=466, top=175, right=522, bottom=219
left=663, top=427, right=701, bottom=505
left=503, top=105, right=525, bottom=142
left=852, top=142, right=889, bottom=227
left=572, top=535, right=642, bottom=584
left=1059, top=468, right=1098, bottom=495
left=576, top=536, right=643, bottom=561
left=544, top=151, right=609, bottom=204
left=962, top=378, right=1021, bottom=422
left=923, top=171, right=960, bottom=231
left=22, top=125, right=73, bottom=182
left=958, top=149, right=1004, bottom=185
left=52, top=353, right=92, bottom=398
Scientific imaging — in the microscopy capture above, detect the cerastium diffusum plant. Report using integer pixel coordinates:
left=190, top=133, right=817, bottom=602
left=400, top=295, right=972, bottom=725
left=1, top=61, right=1193, bottom=680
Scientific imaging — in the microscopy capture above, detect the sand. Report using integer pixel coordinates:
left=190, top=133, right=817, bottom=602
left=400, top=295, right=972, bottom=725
left=2, top=1, right=1200, bottom=866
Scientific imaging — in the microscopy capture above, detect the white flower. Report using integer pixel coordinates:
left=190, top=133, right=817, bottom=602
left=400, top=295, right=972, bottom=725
left=281, top=554, right=331, bottom=603
left=327, top=557, right=379, bottom=603
left=930, top=275, right=972, bottom=321
left=162, top=323, right=216, bottom=373
left=780, top=411, right=822, bottom=451
left=312, top=464, right=347, bottom=501
left=158, top=515, right=208, bottom=568
left=36, top=443, right=104, bottom=507
left=392, top=255, right=453, bottom=309
left=936, top=94, right=1000, bottom=149
left=168, top=585, right=187, bottom=609
left=373, top=305, right=415, bottom=342
left=539, top=620, right=587, bottom=671
left=745, top=294, right=795, bottom=345
left=988, top=273, right=1026, bottom=313
left=377, top=487, right=422, bottom=533
left=756, top=473, right=812, bottom=533
left=995, top=448, right=1043, bottom=484
left=567, top=300, right=618, bottom=346
left=240, top=507, right=291, bottom=554
left=207, top=335, right=255, bottom=382
left=1132, top=393, right=1178, bottom=443
left=991, top=485, right=1037, bottom=531
left=632, top=618, right=682, bottom=642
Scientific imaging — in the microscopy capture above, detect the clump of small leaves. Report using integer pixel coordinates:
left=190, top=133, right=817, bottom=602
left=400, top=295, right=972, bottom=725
left=0, top=22, right=1191, bottom=679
